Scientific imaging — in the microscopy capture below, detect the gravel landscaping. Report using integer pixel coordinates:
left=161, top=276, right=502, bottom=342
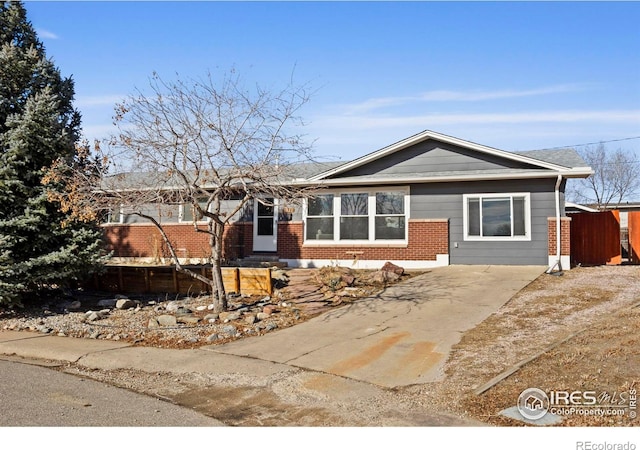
left=0, top=265, right=413, bottom=349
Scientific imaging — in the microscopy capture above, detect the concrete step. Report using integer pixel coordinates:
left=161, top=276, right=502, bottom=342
left=243, top=254, right=281, bottom=262
left=236, top=259, right=288, bottom=268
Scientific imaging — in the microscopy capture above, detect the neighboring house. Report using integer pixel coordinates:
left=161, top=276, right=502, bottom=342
left=102, top=130, right=593, bottom=270
left=565, top=202, right=598, bottom=214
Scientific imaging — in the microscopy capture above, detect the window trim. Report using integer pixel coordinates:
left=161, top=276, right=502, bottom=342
left=340, top=192, right=369, bottom=240
left=462, top=192, right=531, bottom=241
left=179, top=199, right=210, bottom=224
left=305, top=193, right=335, bottom=241
left=303, top=187, right=409, bottom=245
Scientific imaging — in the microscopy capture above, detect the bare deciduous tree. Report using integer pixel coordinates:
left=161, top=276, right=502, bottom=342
left=568, top=143, right=640, bottom=210
left=48, top=70, right=316, bottom=312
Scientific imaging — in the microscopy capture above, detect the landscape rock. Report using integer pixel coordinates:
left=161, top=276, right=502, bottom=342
left=381, top=261, right=404, bottom=276
left=156, top=315, right=177, bottom=327
left=206, top=333, right=219, bottom=342
left=204, top=313, right=219, bottom=321
left=116, top=299, right=136, bottom=310
left=221, top=325, right=237, bottom=336
left=148, top=318, right=160, bottom=329
left=271, top=270, right=289, bottom=282
left=371, top=270, right=401, bottom=284
left=263, top=306, right=276, bottom=315
left=97, top=299, right=117, bottom=308
left=341, top=274, right=356, bottom=286
left=256, top=312, right=270, bottom=321
left=65, top=300, right=82, bottom=311
left=177, top=315, right=201, bottom=325
left=196, top=305, right=208, bottom=312
left=244, top=314, right=256, bottom=325
left=85, top=311, right=102, bottom=322
left=219, top=311, right=241, bottom=321
left=165, top=301, right=180, bottom=313
left=175, top=306, right=193, bottom=316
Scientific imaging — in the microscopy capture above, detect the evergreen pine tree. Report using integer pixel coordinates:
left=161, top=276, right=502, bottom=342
left=0, top=1, right=106, bottom=306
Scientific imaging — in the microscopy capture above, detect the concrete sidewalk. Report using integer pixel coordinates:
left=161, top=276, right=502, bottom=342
left=0, top=265, right=544, bottom=389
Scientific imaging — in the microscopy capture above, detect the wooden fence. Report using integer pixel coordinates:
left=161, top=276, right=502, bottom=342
left=570, top=210, right=621, bottom=266
left=88, top=266, right=272, bottom=296
left=628, top=211, right=640, bottom=264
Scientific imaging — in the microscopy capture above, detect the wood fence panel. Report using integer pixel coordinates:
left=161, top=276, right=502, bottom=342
left=570, top=210, right=621, bottom=266
left=628, top=211, right=640, bottom=264
left=89, top=266, right=269, bottom=296
left=238, top=268, right=273, bottom=296
left=121, top=267, right=148, bottom=292
left=221, top=268, right=240, bottom=294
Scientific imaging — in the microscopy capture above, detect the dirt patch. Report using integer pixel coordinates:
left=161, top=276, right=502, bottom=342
left=171, top=386, right=345, bottom=426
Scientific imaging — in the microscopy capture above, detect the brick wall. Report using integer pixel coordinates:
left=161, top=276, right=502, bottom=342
left=103, top=222, right=253, bottom=261
left=277, top=219, right=449, bottom=261
left=103, top=219, right=450, bottom=263
left=548, top=217, right=571, bottom=256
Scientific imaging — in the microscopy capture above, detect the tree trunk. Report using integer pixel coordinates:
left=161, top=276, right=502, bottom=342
left=209, top=220, right=227, bottom=312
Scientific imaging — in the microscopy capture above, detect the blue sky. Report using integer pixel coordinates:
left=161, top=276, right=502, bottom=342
left=25, top=1, right=640, bottom=162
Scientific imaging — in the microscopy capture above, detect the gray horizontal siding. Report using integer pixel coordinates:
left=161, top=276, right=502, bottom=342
left=334, top=140, right=538, bottom=179
left=410, top=178, right=561, bottom=265
left=122, top=203, right=180, bottom=224
left=121, top=198, right=249, bottom=224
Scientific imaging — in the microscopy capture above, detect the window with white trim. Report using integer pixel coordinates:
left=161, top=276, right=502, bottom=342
left=306, top=194, right=335, bottom=240
left=463, top=193, right=530, bottom=240
left=340, top=193, right=368, bottom=240
left=180, top=199, right=209, bottom=223
left=305, top=189, right=408, bottom=243
left=375, top=192, right=406, bottom=240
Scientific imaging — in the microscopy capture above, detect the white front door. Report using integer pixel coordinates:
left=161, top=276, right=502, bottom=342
left=253, top=198, right=278, bottom=252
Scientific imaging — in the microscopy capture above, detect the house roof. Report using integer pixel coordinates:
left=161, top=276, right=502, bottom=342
left=307, top=130, right=592, bottom=183
left=512, top=148, right=588, bottom=168
left=104, top=130, right=593, bottom=191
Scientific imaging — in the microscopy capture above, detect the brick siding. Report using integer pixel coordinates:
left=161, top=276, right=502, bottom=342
left=277, top=219, right=449, bottom=261
left=548, top=217, right=571, bottom=256
left=103, top=219, right=450, bottom=263
left=103, top=222, right=253, bottom=261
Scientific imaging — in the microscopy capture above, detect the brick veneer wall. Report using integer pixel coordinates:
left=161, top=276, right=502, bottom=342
left=103, top=219, right=450, bottom=263
left=548, top=217, right=571, bottom=256
left=103, top=222, right=253, bottom=261
left=277, top=219, right=449, bottom=261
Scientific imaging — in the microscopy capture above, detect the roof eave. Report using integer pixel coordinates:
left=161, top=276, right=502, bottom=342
left=292, top=169, right=592, bottom=187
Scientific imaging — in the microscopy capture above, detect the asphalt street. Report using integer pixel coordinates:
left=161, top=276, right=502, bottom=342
left=0, top=358, right=222, bottom=427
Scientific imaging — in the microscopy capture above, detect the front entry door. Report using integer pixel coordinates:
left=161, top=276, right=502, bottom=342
left=253, top=198, right=278, bottom=252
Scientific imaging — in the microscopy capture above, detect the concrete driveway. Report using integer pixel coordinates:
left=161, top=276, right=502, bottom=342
left=206, top=265, right=545, bottom=388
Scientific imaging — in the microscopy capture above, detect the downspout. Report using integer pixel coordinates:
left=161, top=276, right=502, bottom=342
left=546, top=173, right=563, bottom=274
